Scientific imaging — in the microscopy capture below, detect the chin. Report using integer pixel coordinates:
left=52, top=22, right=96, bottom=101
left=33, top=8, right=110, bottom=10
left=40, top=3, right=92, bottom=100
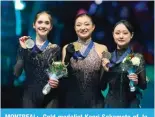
left=80, top=35, right=90, bottom=39
left=39, top=32, right=48, bottom=35
left=38, top=34, right=47, bottom=38
left=118, top=44, right=129, bottom=48
left=38, top=31, right=48, bottom=35
left=117, top=42, right=126, bottom=46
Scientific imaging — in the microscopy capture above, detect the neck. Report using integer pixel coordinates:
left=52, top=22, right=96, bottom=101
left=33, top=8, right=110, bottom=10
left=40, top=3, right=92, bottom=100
left=78, top=37, right=92, bottom=45
left=36, top=35, right=47, bottom=45
left=117, top=45, right=128, bottom=50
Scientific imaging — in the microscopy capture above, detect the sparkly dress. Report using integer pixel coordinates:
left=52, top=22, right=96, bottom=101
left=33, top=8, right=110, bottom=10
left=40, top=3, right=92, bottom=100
left=101, top=48, right=147, bottom=108
left=62, top=40, right=104, bottom=108
left=15, top=43, right=60, bottom=108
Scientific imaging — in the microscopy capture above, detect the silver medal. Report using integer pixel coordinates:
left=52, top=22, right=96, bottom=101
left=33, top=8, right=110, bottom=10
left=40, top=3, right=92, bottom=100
left=25, top=38, right=35, bottom=49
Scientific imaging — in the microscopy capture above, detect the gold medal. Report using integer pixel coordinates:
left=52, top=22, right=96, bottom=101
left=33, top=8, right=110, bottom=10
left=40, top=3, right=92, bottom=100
left=73, top=42, right=82, bottom=51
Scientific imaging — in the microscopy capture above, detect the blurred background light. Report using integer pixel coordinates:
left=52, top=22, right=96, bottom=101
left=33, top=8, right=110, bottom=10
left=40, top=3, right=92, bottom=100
left=14, top=0, right=25, bottom=10
left=88, top=3, right=97, bottom=15
left=95, top=0, right=102, bottom=5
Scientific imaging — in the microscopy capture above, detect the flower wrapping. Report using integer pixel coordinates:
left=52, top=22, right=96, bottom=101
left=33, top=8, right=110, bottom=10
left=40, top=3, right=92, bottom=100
left=42, top=61, right=68, bottom=95
left=122, top=54, right=141, bottom=92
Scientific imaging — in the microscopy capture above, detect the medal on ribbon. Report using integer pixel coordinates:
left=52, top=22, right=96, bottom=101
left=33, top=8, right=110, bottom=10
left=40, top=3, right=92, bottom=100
left=25, top=37, right=35, bottom=49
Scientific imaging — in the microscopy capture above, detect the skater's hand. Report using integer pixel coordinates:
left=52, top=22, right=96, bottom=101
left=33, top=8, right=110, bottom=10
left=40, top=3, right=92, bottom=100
left=19, top=36, right=29, bottom=49
left=127, top=73, right=138, bottom=85
left=48, top=79, right=59, bottom=88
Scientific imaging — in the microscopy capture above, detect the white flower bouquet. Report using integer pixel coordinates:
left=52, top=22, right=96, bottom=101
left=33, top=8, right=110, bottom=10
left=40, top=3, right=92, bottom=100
left=122, top=54, right=141, bottom=92
left=42, top=61, right=68, bottom=95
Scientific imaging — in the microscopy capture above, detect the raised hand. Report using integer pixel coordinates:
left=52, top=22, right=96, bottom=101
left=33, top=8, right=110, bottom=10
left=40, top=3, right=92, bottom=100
left=102, top=58, right=110, bottom=72
left=19, top=36, right=30, bottom=49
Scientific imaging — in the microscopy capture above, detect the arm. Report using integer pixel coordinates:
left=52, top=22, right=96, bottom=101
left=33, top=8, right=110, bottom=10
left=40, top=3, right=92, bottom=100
left=96, top=44, right=109, bottom=90
left=128, top=54, right=147, bottom=90
left=14, top=60, right=24, bottom=77
left=14, top=47, right=25, bottom=77
left=62, top=44, right=68, bottom=64
left=137, top=54, right=147, bottom=90
left=95, top=43, right=110, bottom=71
left=100, top=67, right=108, bottom=91
left=62, top=44, right=75, bottom=65
left=14, top=36, right=29, bottom=77
left=94, top=43, right=108, bottom=58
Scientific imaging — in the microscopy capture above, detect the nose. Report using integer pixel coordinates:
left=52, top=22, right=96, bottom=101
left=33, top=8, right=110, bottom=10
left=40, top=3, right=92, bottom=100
left=40, top=24, right=47, bottom=30
left=40, top=22, right=47, bottom=28
left=119, top=33, right=124, bottom=38
left=80, top=25, right=85, bottom=30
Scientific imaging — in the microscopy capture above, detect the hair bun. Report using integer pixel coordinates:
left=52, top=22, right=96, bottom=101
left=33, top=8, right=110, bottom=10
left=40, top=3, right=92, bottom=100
left=76, top=8, right=87, bottom=16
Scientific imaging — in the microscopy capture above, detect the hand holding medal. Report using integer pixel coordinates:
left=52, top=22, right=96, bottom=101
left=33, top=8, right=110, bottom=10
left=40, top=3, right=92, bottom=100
left=102, top=51, right=111, bottom=71
left=19, top=36, right=35, bottom=49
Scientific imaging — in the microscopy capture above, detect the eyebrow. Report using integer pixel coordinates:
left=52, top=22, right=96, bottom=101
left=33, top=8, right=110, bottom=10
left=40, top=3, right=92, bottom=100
left=37, top=20, right=50, bottom=22
left=76, top=21, right=91, bottom=24
left=115, top=30, right=128, bottom=31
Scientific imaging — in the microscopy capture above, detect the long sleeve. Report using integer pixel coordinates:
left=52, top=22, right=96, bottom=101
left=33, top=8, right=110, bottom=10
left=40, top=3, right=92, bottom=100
left=137, top=54, right=147, bottom=90
left=14, top=46, right=25, bottom=77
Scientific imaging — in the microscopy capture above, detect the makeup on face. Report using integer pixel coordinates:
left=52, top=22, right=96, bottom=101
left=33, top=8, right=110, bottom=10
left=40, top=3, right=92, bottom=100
left=113, top=23, right=133, bottom=49
left=75, top=15, right=95, bottom=41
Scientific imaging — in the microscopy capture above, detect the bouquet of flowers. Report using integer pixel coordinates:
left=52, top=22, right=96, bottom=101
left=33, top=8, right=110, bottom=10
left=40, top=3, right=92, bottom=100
left=122, top=54, right=141, bottom=92
left=42, top=61, right=68, bottom=95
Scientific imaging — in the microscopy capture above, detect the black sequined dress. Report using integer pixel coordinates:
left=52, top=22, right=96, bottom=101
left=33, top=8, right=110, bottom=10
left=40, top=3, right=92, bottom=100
left=101, top=48, right=147, bottom=108
left=15, top=43, right=60, bottom=108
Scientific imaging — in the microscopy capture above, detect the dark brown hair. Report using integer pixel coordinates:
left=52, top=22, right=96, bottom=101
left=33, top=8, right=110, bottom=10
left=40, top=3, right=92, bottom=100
left=34, top=11, right=53, bottom=26
left=113, top=20, right=134, bottom=34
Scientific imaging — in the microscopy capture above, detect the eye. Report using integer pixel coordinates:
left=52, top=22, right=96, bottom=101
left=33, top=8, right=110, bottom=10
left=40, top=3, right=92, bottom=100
left=37, top=21, right=43, bottom=24
left=45, top=21, right=50, bottom=25
left=76, top=24, right=81, bottom=27
left=85, top=23, right=90, bottom=26
left=123, top=32, right=128, bottom=35
left=115, top=32, right=120, bottom=35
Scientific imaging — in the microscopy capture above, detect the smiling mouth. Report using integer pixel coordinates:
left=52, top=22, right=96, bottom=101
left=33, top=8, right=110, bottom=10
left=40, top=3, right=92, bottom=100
left=118, top=40, right=125, bottom=42
left=80, top=31, right=88, bottom=34
left=38, top=29, right=47, bottom=32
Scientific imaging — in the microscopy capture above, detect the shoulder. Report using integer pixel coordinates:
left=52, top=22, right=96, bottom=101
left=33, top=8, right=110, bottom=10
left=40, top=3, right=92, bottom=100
left=48, top=43, right=60, bottom=49
left=62, top=44, right=69, bottom=61
left=94, top=42, right=108, bottom=52
left=63, top=44, right=69, bottom=50
left=63, top=42, right=75, bottom=51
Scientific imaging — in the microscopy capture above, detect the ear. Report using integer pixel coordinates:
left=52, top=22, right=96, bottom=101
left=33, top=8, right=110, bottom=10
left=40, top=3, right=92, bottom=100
left=74, top=25, right=76, bottom=31
left=33, top=23, right=35, bottom=29
left=49, top=25, right=53, bottom=31
left=112, top=32, right=114, bottom=37
left=131, top=32, right=134, bottom=39
left=92, top=24, right=95, bottom=31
